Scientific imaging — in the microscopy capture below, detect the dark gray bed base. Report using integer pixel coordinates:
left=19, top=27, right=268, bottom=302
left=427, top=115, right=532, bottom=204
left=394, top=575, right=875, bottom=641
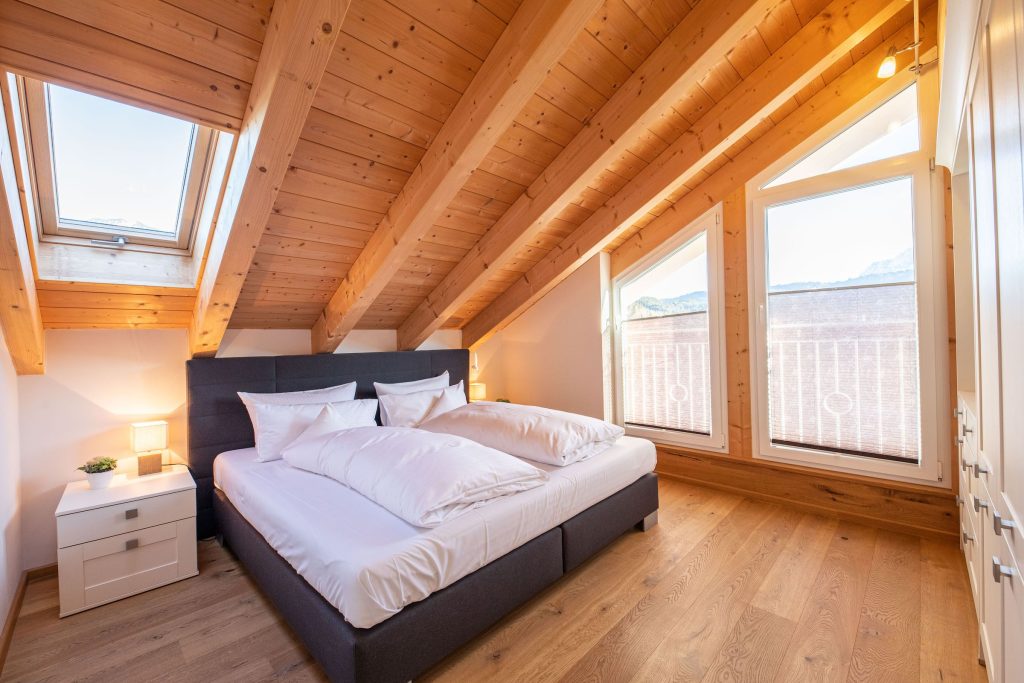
left=214, top=472, right=659, bottom=683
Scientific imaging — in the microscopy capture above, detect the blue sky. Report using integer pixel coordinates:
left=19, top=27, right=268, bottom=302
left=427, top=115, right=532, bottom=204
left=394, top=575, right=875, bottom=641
left=48, top=84, right=194, bottom=233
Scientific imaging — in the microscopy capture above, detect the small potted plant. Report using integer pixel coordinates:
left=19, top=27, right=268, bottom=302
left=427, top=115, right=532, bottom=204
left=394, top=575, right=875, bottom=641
left=78, top=457, right=118, bottom=490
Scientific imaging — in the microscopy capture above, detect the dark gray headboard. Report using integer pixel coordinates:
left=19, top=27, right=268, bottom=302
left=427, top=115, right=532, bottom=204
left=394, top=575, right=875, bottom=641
left=186, top=349, right=470, bottom=537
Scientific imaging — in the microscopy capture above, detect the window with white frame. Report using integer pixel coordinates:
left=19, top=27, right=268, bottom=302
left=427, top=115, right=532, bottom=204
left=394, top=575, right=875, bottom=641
left=748, top=71, right=947, bottom=483
left=613, top=206, right=728, bottom=452
left=19, top=78, right=217, bottom=250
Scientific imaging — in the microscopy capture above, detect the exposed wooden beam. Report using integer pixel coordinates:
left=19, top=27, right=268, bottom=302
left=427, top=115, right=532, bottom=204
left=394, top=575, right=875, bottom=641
left=462, top=11, right=935, bottom=347
left=0, top=76, right=44, bottom=374
left=456, top=0, right=909, bottom=348
left=190, top=0, right=347, bottom=356
left=397, top=0, right=783, bottom=351
left=311, top=0, right=604, bottom=353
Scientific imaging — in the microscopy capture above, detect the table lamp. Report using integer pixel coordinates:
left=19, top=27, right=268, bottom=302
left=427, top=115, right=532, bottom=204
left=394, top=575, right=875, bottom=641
left=132, top=420, right=167, bottom=476
left=469, top=382, right=487, bottom=402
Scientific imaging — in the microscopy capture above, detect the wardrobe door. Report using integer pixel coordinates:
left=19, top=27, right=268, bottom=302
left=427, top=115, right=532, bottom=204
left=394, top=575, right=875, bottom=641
left=991, top=0, right=1024, bottom=677
left=969, top=27, right=1003, bottom=681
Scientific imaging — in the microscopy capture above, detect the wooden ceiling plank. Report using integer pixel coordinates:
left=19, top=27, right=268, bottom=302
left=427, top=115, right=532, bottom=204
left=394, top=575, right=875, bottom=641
left=0, top=86, right=44, bottom=374
left=461, top=10, right=934, bottom=347
left=0, top=1, right=247, bottom=130
left=163, top=0, right=273, bottom=43
left=311, top=0, right=604, bottom=353
left=398, top=0, right=780, bottom=351
left=189, top=0, right=348, bottom=356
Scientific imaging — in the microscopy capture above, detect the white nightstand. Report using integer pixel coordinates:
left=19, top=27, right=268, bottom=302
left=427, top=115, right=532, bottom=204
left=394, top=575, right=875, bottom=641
left=55, top=466, right=198, bottom=617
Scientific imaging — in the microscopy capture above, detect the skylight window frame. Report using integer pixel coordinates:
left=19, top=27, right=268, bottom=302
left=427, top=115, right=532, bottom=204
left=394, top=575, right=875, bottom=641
left=19, top=78, right=217, bottom=252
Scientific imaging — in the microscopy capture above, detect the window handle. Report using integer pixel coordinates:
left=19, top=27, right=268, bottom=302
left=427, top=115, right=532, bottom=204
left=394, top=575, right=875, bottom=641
left=992, top=556, right=1015, bottom=583
left=90, top=235, right=127, bottom=248
left=994, top=512, right=1017, bottom=536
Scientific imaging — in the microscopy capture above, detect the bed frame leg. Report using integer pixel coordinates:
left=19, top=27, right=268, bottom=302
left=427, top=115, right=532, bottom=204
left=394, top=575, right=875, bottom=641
left=636, top=511, right=658, bottom=532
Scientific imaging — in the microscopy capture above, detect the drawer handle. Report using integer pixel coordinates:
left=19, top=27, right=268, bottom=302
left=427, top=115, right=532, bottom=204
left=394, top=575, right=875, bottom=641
left=125, top=539, right=139, bottom=551
left=994, top=512, right=1017, bottom=536
left=974, top=496, right=989, bottom=512
left=973, top=462, right=990, bottom=478
left=125, top=508, right=139, bottom=520
left=962, top=530, right=974, bottom=544
left=992, top=556, right=1015, bottom=583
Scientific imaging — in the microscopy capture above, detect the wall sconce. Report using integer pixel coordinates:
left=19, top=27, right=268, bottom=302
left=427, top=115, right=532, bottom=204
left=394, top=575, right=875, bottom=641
left=131, top=420, right=167, bottom=476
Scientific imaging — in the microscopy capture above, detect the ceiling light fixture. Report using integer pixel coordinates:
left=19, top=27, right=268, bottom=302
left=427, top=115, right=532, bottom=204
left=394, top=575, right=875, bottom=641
left=878, top=0, right=931, bottom=78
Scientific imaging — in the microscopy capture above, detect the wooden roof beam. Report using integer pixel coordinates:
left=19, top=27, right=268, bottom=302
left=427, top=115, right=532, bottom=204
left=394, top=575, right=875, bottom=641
left=396, top=0, right=783, bottom=351
left=0, top=79, right=44, bottom=374
left=462, top=7, right=936, bottom=347
left=311, top=0, right=604, bottom=353
left=190, top=0, right=347, bottom=356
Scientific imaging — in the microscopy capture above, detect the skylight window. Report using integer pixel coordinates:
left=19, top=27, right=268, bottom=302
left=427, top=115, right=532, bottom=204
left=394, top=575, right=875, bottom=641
left=21, top=79, right=217, bottom=250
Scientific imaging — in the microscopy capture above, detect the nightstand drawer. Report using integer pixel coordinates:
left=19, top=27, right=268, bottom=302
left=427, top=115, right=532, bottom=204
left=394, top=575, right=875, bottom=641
left=58, top=518, right=198, bottom=617
left=57, top=489, right=194, bottom=548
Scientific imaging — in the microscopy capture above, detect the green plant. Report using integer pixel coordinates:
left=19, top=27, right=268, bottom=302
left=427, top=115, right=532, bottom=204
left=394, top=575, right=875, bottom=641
left=78, top=456, right=118, bottom=474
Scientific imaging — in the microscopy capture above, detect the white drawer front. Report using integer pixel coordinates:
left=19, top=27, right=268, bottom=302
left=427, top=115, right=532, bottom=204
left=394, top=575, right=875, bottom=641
left=57, top=490, right=194, bottom=548
left=59, top=518, right=198, bottom=617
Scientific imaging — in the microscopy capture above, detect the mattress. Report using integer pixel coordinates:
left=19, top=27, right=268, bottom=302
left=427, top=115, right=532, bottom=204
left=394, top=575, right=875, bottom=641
left=213, top=436, right=655, bottom=629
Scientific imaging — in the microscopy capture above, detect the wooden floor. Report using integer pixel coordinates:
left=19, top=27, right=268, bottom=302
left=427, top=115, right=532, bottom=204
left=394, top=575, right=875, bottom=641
left=1, top=478, right=986, bottom=682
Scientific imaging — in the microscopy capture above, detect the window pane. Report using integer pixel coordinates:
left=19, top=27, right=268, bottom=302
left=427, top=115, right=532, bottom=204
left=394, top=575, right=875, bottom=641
left=621, top=234, right=707, bottom=320
left=47, top=85, right=195, bottom=234
left=620, top=233, right=711, bottom=435
left=765, top=179, right=920, bottom=462
left=765, top=84, right=919, bottom=188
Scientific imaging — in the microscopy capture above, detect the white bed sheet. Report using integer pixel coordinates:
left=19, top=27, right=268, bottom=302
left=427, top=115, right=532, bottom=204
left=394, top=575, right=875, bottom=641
left=213, top=436, right=655, bottom=628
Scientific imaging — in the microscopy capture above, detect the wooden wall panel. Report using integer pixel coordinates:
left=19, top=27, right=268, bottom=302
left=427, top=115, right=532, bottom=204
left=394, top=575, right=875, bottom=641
left=655, top=448, right=957, bottom=540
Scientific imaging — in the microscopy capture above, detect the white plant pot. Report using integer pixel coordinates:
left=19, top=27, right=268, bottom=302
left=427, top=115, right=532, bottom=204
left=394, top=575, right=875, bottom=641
left=85, top=470, right=115, bottom=490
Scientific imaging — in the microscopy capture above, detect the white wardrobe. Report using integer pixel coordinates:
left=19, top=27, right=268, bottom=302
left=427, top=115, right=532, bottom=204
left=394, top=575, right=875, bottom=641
left=947, top=0, right=1024, bottom=680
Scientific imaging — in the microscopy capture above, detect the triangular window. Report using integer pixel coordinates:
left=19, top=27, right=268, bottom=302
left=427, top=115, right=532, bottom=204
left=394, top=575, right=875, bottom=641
left=763, top=83, right=919, bottom=188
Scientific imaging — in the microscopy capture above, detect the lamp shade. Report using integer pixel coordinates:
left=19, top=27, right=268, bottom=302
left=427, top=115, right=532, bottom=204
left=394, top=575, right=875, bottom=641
left=469, top=382, right=487, bottom=401
left=131, top=420, right=168, bottom=454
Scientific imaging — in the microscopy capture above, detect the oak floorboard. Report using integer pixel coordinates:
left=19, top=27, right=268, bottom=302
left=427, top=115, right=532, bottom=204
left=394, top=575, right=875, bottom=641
left=0, top=479, right=986, bottom=683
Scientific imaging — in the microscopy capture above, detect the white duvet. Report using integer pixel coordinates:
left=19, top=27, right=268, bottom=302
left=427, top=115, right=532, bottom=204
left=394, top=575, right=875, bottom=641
left=282, top=426, right=548, bottom=527
left=420, top=401, right=626, bottom=466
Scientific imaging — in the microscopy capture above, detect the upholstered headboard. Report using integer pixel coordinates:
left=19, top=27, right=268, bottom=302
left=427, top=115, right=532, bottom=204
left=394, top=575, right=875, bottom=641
left=186, top=349, right=470, bottom=538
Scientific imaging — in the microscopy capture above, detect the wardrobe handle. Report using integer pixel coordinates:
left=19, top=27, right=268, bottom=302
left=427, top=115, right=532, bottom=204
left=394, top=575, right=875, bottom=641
left=994, top=512, right=1017, bottom=536
left=974, top=495, right=989, bottom=512
left=992, top=556, right=1015, bottom=583
left=962, top=530, right=974, bottom=544
left=963, top=425, right=974, bottom=435
left=974, top=462, right=990, bottom=478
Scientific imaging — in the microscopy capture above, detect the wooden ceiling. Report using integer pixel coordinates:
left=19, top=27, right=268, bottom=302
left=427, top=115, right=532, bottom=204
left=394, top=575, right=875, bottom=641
left=0, top=0, right=935, bottom=365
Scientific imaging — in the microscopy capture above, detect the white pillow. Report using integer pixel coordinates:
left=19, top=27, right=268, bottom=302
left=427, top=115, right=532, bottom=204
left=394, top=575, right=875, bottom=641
left=378, top=381, right=465, bottom=428
left=249, top=399, right=378, bottom=462
left=238, top=381, right=357, bottom=407
left=281, top=402, right=377, bottom=469
left=374, top=372, right=450, bottom=425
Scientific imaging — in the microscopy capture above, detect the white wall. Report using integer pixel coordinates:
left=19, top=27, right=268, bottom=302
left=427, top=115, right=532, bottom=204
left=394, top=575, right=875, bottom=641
left=218, top=329, right=311, bottom=357
left=472, top=254, right=609, bottom=418
left=16, top=326, right=464, bottom=569
left=18, top=329, right=189, bottom=569
left=0, top=328, right=21, bottom=634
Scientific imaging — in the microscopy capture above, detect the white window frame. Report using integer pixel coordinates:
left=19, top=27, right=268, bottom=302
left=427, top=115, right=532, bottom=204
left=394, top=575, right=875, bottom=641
left=18, top=77, right=216, bottom=252
left=612, top=204, right=729, bottom=453
left=746, top=66, right=949, bottom=485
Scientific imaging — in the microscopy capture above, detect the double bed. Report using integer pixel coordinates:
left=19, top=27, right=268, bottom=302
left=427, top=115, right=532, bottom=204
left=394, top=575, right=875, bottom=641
left=187, top=349, right=658, bottom=682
